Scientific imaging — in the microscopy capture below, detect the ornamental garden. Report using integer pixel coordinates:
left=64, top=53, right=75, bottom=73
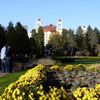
left=0, top=64, right=100, bottom=100
left=0, top=22, right=100, bottom=100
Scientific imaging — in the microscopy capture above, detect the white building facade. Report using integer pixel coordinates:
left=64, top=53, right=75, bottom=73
left=35, top=18, right=63, bottom=46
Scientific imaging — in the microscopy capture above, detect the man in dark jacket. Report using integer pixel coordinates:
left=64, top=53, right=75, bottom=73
left=6, top=46, right=13, bottom=72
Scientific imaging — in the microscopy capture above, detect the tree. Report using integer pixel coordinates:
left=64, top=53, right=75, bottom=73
left=15, top=22, right=30, bottom=55
left=29, top=37, right=37, bottom=57
left=94, top=27, right=100, bottom=54
left=94, top=27, right=100, bottom=34
left=94, top=27, right=100, bottom=43
left=6, top=22, right=17, bottom=53
left=75, top=26, right=84, bottom=51
left=49, top=32, right=63, bottom=56
left=0, top=24, right=6, bottom=50
left=67, top=29, right=77, bottom=56
left=62, top=29, right=71, bottom=56
left=86, top=25, right=98, bottom=55
left=33, top=26, right=44, bottom=57
left=62, top=29, right=69, bottom=50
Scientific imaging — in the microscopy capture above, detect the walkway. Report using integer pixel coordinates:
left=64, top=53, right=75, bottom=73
left=0, top=71, right=9, bottom=77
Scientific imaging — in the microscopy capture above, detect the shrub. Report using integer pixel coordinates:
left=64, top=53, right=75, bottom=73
left=75, top=64, right=87, bottom=71
left=84, top=51, right=90, bottom=56
left=0, top=64, right=47, bottom=100
left=37, top=86, right=68, bottom=100
left=95, top=84, right=100, bottom=96
left=98, top=52, right=100, bottom=57
left=63, top=65, right=75, bottom=71
left=50, top=65, right=60, bottom=71
left=88, top=65, right=96, bottom=72
left=75, top=51, right=82, bottom=56
left=73, top=84, right=100, bottom=100
left=88, top=65, right=100, bottom=72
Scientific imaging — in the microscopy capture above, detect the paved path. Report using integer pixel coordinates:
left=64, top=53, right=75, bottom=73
left=0, top=71, right=9, bottom=77
left=35, top=57, right=56, bottom=65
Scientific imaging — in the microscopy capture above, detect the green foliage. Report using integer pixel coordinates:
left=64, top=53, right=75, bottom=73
left=33, top=26, right=44, bottom=57
left=75, top=26, right=85, bottom=51
left=6, top=22, right=17, bottom=52
left=29, top=37, right=37, bottom=56
left=49, top=32, right=63, bottom=55
left=50, top=65, right=60, bottom=71
left=88, top=65, right=100, bottom=72
left=5, top=22, right=31, bottom=56
left=1, top=21, right=100, bottom=57
left=15, top=22, right=30, bottom=55
left=67, top=29, right=77, bottom=56
left=63, top=65, right=75, bottom=71
left=0, top=71, right=26, bottom=95
left=0, top=24, right=6, bottom=50
left=98, top=52, right=100, bottom=57
left=62, top=29, right=69, bottom=51
left=86, top=26, right=98, bottom=55
left=75, top=64, right=87, bottom=71
left=88, top=66, right=96, bottom=72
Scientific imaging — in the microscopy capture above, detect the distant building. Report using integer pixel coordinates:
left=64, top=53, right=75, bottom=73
left=28, top=32, right=32, bottom=38
left=43, top=24, right=56, bottom=46
left=56, top=19, right=63, bottom=34
left=81, top=26, right=87, bottom=37
left=36, top=18, right=42, bottom=33
left=22, top=25, right=32, bottom=38
left=82, top=26, right=87, bottom=33
left=35, top=18, right=63, bottom=46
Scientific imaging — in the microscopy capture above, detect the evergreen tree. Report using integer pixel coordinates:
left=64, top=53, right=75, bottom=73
left=75, top=26, right=84, bottom=51
left=67, top=29, right=77, bottom=56
left=62, top=29, right=69, bottom=51
left=6, top=22, right=17, bottom=53
left=0, top=24, right=6, bottom=50
left=29, top=37, right=37, bottom=57
left=86, top=25, right=98, bottom=55
left=15, top=22, right=30, bottom=55
left=94, top=27, right=100, bottom=43
left=33, top=26, right=44, bottom=57
left=49, top=32, right=63, bottom=56
left=49, top=32, right=62, bottom=50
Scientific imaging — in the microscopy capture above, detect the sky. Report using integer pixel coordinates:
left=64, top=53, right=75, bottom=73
left=0, top=0, right=100, bottom=32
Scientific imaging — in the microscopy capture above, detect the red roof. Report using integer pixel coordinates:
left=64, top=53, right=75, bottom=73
left=43, top=24, right=56, bottom=32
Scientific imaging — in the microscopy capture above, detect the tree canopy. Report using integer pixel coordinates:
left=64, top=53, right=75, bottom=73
left=0, top=22, right=100, bottom=57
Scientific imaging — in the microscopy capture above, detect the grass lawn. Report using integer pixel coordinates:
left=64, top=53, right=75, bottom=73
left=55, top=56, right=100, bottom=66
left=0, top=70, right=26, bottom=95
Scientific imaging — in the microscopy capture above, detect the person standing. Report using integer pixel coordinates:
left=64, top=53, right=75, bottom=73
left=6, top=46, right=13, bottom=73
left=0, top=45, right=7, bottom=72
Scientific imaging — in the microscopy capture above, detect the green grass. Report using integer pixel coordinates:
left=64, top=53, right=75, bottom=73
left=0, top=70, right=26, bottom=95
left=55, top=56, right=100, bottom=67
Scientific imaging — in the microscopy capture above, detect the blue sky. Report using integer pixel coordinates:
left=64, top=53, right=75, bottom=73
left=0, top=0, right=100, bottom=32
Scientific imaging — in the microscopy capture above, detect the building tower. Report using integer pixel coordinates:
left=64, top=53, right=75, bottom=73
left=56, top=19, right=62, bottom=34
left=82, top=26, right=87, bottom=33
left=36, top=18, right=42, bottom=33
left=82, top=26, right=87, bottom=37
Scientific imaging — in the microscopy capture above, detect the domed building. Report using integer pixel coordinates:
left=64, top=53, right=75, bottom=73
left=35, top=18, right=63, bottom=46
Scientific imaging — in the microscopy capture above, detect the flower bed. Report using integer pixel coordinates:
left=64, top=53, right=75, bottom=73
left=0, top=64, right=47, bottom=100
left=0, top=64, right=100, bottom=100
left=73, top=84, right=100, bottom=100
